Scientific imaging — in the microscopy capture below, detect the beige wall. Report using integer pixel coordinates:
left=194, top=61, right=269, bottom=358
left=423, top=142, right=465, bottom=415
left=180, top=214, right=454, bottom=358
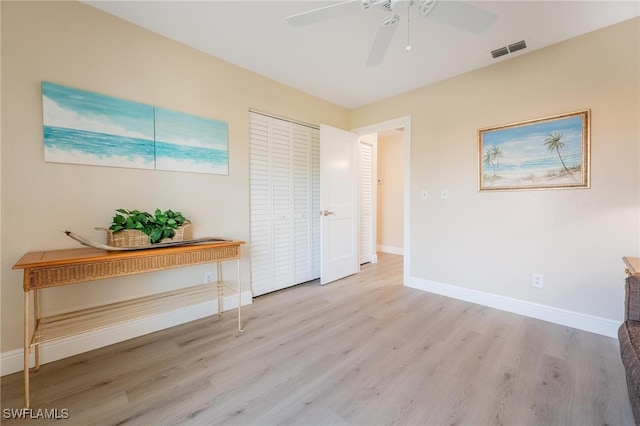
left=353, top=17, right=640, bottom=322
left=1, top=1, right=349, bottom=353
left=377, top=132, right=404, bottom=251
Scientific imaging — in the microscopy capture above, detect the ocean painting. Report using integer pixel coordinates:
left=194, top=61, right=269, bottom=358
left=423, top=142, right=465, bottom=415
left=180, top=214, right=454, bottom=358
left=42, top=82, right=229, bottom=175
left=478, top=110, right=590, bottom=191
left=42, top=82, right=155, bottom=169
left=154, top=107, right=228, bottom=175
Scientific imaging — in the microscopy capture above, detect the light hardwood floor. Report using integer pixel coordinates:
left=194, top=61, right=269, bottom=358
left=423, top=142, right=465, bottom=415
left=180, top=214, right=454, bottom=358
left=1, top=253, right=634, bottom=425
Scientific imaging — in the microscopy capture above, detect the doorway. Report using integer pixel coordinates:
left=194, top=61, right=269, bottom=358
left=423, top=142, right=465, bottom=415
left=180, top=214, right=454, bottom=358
left=354, top=116, right=411, bottom=284
left=375, top=128, right=404, bottom=256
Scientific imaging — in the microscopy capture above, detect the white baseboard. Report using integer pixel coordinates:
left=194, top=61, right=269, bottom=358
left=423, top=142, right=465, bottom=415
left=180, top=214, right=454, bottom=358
left=1, top=291, right=252, bottom=377
left=376, top=245, right=404, bottom=255
left=406, top=276, right=620, bottom=338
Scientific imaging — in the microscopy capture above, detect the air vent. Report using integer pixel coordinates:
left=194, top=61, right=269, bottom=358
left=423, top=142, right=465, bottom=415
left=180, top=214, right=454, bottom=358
left=508, top=40, right=527, bottom=53
left=491, top=47, right=509, bottom=59
left=491, top=39, right=528, bottom=59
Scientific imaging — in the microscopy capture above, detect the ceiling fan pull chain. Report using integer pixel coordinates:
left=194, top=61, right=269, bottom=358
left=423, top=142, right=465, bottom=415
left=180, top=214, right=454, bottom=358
left=406, top=4, right=412, bottom=52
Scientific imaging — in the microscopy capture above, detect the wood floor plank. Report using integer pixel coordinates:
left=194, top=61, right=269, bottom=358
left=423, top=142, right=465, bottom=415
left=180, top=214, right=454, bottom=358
left=1, top=253, right=634, bottom=425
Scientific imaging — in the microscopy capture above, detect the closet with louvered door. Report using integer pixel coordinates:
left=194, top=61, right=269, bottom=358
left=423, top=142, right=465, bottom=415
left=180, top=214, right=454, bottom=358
left=249, top=111, right=320, bottom=297
left=360, top=140, right=374, bottom=264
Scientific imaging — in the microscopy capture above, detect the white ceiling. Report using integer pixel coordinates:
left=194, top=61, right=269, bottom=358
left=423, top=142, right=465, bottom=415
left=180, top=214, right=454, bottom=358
left=83, top=1, right=639, bottom=109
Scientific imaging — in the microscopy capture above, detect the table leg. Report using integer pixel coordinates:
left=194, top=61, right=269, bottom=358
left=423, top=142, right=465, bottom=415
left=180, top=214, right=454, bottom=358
left=23, top=291, right=30, bottom=408
left=33, top=289, right=40, bottom=371
left=217, top=261, right=223, bottom=316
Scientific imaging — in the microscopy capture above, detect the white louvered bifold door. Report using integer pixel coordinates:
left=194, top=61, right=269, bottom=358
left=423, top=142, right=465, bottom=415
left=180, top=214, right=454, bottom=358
left=311, top=130, right=321, bottom=279
left=292, top=123, right=313, bottom=284
left=360, top=141, right=374, bottom=264
left=249, top=112, right=320, bottom=297
left=249, top=113, right=272, bottom=297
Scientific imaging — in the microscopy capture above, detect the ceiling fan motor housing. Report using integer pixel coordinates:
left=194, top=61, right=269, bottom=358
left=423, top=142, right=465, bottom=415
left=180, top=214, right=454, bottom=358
left=389, top=0, right=411, bottom=13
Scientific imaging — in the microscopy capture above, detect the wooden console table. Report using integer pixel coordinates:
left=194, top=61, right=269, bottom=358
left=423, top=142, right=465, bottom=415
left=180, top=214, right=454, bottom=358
left=13, top=240, right=245, bottom=408
left=624, top=257, right=640, bottom=276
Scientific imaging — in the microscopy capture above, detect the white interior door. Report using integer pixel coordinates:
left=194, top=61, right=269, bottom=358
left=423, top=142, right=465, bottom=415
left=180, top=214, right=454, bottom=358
left=320, top=124, right=359, bottom=285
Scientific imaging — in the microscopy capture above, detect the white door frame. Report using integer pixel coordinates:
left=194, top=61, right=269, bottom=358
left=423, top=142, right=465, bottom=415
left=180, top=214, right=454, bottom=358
left=352, top=116, right=411, bottom=285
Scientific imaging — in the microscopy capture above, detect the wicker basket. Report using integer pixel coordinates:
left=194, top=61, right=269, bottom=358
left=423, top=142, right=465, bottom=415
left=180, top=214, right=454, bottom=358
left=101, top=224, right=191, bottom=248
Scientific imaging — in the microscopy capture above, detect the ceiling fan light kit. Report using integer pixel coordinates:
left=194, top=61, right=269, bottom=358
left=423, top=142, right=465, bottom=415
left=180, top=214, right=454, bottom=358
left=418, top=0, right=438, bottom=17
left=382, top=15, right=400, bottom=27
left=286, top=0, right=498, bottom=67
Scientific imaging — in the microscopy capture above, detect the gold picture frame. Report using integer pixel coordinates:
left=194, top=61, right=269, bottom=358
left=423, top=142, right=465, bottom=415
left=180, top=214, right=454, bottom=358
left=478, top=110, right=590, bottom=191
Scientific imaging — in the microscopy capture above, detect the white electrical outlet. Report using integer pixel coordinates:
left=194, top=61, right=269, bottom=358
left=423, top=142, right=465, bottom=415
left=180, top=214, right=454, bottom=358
left=204, top=272, right=214, bottom=283
left=532, top=273, right=544, bottom=288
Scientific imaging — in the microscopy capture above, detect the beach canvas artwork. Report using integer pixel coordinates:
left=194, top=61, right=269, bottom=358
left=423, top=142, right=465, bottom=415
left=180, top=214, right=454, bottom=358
left=42, top=82, right=155, bottom=170
left=478, top=110, right=590, bottom=191
left=154, top=107, right=228, bottom=175
left=42, top=82, right=229, bottom=175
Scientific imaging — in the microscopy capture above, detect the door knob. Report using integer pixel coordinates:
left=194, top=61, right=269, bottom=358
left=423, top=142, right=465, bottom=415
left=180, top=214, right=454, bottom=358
left=321, top=210, right=335, bottom=216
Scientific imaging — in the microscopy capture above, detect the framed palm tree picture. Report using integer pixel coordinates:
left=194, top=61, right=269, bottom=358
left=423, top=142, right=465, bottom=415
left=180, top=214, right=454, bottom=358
left=478, top=110, right=590, bottom=191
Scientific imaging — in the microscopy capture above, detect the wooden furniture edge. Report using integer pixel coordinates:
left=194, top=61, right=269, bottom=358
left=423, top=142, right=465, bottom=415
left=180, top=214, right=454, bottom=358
left=13, top=241, right=245, bottom=291
left=13, top=240, right=245, bottom=269
left=623, top=257, right=640, bottom=276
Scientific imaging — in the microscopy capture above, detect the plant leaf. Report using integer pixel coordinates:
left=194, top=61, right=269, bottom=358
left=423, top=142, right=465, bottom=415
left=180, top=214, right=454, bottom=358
left=162, top=229, right=173, bottom=240
left=149, top=228, right=163, bottom=244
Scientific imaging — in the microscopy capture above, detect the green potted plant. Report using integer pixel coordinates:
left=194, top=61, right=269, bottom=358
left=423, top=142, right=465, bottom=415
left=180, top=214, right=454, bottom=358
left=107, top=208, right=190, bottom=246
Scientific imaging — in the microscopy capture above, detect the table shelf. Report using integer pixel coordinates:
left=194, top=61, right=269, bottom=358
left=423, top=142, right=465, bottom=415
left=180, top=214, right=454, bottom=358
left=30, top=281, right=238, bottom=346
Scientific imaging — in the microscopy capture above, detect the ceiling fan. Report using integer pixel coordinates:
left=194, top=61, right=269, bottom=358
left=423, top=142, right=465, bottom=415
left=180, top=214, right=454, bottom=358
left=286, top=0, right=497, bottom=67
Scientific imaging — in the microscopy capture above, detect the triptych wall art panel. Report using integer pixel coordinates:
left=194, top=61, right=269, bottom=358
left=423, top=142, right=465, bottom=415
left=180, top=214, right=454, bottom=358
left=42, top=81, right=229, bottom=175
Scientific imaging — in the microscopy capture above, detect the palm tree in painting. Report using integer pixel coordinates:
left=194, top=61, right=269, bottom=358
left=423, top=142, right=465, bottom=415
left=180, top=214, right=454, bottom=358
left=483, top=149, right=495, bottom=176
left=483, top=146, right=504, bottom=177
left=544, top=132, right=570, bottom=172
left=490, top=146, right=504, bottom=174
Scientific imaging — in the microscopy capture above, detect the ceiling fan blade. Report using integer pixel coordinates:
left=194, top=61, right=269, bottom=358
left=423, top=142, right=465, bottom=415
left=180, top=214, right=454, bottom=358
left=286, top=0, right=362, bottom=28
left=366, top=15, right=400, bottom=67
left=427, top=0, right=497, bottom=34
